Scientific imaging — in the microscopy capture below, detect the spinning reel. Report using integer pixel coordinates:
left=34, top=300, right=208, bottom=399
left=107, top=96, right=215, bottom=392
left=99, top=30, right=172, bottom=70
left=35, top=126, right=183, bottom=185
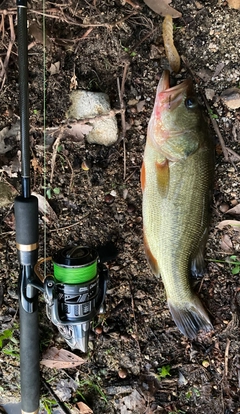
left=33, top=246, right=108, bottom=353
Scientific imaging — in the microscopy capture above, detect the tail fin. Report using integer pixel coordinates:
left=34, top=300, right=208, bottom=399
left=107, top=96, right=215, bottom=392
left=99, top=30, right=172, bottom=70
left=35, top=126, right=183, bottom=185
left=168, top=295, right=213, bottom=340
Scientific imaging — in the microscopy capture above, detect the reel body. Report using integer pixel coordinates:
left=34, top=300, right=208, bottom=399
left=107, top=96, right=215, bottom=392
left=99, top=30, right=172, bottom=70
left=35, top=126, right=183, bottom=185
left=43, top=246, right=108, bottom=352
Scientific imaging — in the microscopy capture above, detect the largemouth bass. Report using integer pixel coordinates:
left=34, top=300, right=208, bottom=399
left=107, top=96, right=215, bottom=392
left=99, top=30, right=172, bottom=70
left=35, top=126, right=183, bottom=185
left=141, top=71, right=214, bottom=339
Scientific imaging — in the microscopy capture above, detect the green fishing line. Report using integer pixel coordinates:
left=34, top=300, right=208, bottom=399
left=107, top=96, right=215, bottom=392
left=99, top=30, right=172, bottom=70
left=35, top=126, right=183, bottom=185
left=53, top=261, right=97, bottom=284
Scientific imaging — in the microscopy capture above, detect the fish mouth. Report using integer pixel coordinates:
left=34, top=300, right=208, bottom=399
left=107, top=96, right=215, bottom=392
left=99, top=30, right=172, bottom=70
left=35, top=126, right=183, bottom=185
left=156, top=70, right=192, bottom=110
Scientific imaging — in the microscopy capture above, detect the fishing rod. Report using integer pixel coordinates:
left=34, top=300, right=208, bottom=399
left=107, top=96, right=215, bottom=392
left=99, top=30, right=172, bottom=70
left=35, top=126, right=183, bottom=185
left=15, top=2, right=109, bottom=411
left=15, top=1, right=40, bottom=414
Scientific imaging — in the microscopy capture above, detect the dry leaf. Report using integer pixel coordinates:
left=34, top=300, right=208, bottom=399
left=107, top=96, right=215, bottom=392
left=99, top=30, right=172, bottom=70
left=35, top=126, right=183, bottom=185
left=220, top=234, right=233, bottom=252
left=143, top=0, right=182, bottom=18
left=118, top=389, right=146, bottom=414
left=0, top=181, right=18, bottom=207
left=32, top=191, right=58, bottom=221
left=137, top=100, right=145, bottom=112
left=66, top=123, right=93, bottom=141
left=49, top=61, right=60, bottom=75
left=76, top=402, right=93, bottom=414
left=226, top=204, right=240, bottom=215
left=0, top=121, right=20, bottom=154
left=227, top=0, right=240, bottom=9
left=217, top=220, right=240, bottom=231
left=31, top=154, right=42, bottom=174
left=28, top=22, right=51, bottom=47
left=40, top=347, right=86, bottom=369
left=162, top=15, right=181, bottom=73
left=70, top=74, right=78, bottom=90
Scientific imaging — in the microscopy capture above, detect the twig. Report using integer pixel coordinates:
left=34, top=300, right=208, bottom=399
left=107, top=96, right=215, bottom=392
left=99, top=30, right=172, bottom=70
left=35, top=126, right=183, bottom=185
left=49, top=213, right=90, bottom=232
left=224, top=338, right=231, bottom=378
left=201, top=93, right=229, bottom=162
left=0, top=14, right=15, bottom=90
left=67, top=108, right=123, bottom=125
left=29, top=8, right=138, bottom=29
left=181, top=55, right=230, bottom=162
left=226, top=147, right=240, bottom=162
left=50, top=128, right=63, bottom=183
left=41, top=374, right=72, bottom=414
left=128, top=280, right=142, bottom=366
left=117, top=61, right=130, bottom=180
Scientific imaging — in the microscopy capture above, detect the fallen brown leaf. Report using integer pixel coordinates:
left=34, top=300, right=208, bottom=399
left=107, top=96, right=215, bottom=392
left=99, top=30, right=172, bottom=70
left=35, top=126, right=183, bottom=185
left=40, top=347, right=86, bottom=369
left=220, top=234, right=233, bottom=253
left=226, top=204, right=240, bottom=215
left=143, top=0, right=182, bottom=18
left=227, top=0, right=240, bottom=9
left=162, top=15, right=181, bottom=73
left=217, top=220, right=240, bottom=231
left=76, top=401, right=93, bottom=414
left=32, top=191, right=58, bottom=221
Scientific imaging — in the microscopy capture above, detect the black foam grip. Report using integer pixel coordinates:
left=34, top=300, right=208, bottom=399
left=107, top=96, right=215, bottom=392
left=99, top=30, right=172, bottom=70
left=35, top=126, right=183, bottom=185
left=20, top=302, right=40, bottom=413
left=15, top=196, right=38, bottom=245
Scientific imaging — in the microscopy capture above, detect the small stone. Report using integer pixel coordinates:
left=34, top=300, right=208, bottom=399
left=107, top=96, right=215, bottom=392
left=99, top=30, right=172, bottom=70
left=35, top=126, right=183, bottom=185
left=123, top=188, right=128, bottom=199
left=105, top=194, right=115, bottom=204
left=221, top=87, right=240, bottom=109
left=127, top=203, right=136, bottom=213
left=202, top=360, right=210, bottom=368
left=219, top=203, right=230, bottom=213
left=95, top=326, right=103, bottom=335
left=110, top=189, right=117, bottom=197
left=118, top=368, right=128, bottom=379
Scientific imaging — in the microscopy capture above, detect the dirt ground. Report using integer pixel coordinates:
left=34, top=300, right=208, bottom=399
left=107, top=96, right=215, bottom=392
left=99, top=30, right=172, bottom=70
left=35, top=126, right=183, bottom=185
left=1, top=0, right=240, bottom=413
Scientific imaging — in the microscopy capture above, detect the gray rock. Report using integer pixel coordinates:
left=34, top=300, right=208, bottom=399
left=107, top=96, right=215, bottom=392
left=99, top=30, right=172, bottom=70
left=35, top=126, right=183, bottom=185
left=66, top=90, right=118, bottom=146
left=221, top=87, right=240, bottom=109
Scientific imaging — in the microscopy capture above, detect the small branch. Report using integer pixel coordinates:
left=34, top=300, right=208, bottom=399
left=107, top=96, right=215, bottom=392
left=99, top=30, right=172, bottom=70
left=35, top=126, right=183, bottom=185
left=50, top=128, right=63, bottom=184
left=29, top=8, right=138, bottom=29
left=66, top=108, right=123, bottom=125
left=49, top=213, right=90, bottom=233
left=181, top=55, right=230, bottom=162
left=0, top=14, right=15, bottom=90
left=201, top=93, right=229, bottom=162
left=117, top=61, right=130, bottom=180
left=41, top=374, right=72, bottom=414
left=224, top=338, right=231, bottom=378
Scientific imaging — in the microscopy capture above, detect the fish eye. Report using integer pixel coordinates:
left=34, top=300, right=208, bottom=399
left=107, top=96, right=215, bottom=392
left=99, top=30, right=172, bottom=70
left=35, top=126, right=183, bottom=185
left=185, top=97, right=198, bottom=109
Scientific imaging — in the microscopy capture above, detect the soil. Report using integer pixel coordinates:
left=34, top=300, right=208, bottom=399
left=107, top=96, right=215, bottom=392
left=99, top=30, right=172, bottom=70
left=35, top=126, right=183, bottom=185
left=1, top=1, right=240, bottom=413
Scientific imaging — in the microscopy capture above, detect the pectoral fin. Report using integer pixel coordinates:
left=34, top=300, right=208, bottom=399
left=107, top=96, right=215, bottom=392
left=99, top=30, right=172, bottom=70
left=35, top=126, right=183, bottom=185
left=155, top=159, right=169, bottom=197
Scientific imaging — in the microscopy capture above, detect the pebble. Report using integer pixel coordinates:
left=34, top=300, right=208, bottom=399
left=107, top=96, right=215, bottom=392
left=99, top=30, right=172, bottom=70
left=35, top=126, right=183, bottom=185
left=219, top=203, right=230, bottom=213
left=221, top=87, right=240, bottom=109
left=95, top=326, right=103, bottom=335
left=118, top=368, right=128, bottom=379
left=127, top=203, right=136, bottom=213
left=105, top=194, right=115, bottom=204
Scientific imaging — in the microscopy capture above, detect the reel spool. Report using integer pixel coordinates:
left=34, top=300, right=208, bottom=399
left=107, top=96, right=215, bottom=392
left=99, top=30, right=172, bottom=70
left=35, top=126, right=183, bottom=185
left=43, top=246, right=108, bottom=353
